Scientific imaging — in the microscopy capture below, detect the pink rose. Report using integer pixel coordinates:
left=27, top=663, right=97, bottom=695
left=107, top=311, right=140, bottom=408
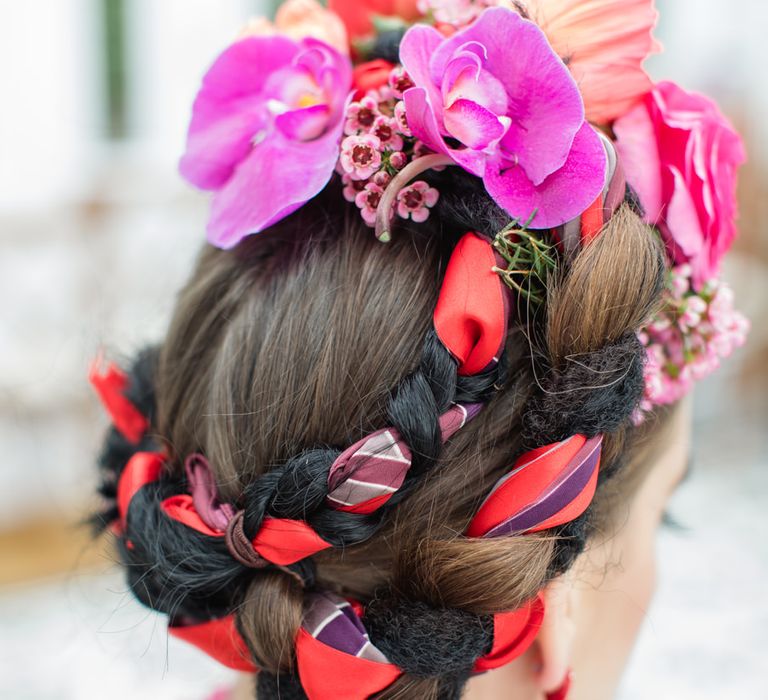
left=614, top=81, right=746, bottom=288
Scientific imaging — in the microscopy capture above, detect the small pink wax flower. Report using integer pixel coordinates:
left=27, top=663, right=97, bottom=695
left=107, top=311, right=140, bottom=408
left=355, top=182, right=386, bottom=225
left=345, top=96, right=380, bottom=135
left=396, top=180, right=439, bottom=222
left=342, top=173, right=368, bottom=202
left=399, top=7, right=606, bottom=228
left=371, top=116, right=404, bottom=151
left=372, top=171, right=392, bottom=187
left=340, top=134, right=383, bottom=179
left=614, top=81, right=746, bottom=289
left=388, top=66, right=414, bottom=98
left=389, top=151, right=408, bottom=170
left=393, top=101, right=411, bottom=136
left=635, top=266, right=749, bottom=419
left=179, top=35, right=352, bottom=248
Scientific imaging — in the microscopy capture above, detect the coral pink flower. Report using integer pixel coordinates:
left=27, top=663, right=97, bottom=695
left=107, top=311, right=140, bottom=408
left=340, top=134, right=383, bottom=179
left=614, top=81, right=746, bottom=288
left=240, top=0, right=349, bottom=54
left=179, top=36, right=352, bottom=248
left=396, top=180, right=439, bottom=222
left=520, top=0, right=660, bottom=123
left=399, top=7, right=606, bottom=228
left=355, top=182, right=386, bottom=224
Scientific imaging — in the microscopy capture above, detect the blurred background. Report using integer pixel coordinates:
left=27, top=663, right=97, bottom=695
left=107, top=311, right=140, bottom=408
left=0, top=0, right=766, bottom=698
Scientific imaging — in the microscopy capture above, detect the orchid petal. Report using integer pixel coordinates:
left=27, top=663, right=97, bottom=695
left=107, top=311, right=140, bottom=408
left=442, top=48, right=508, bottom=116
left=484, top=122, right=606, bottom=229
left=275, top=103, right=331, bottom=141
left=207, top=121, right=344, bottom=248
left=179, top=100, right=268, bottom=190
left=444, top=99, right=508, bottom=151
left=403, top=87, right=488, bottom=176
left=399, top=24, right=448, bottom=124
left=180, top=36, right=300, bottom=189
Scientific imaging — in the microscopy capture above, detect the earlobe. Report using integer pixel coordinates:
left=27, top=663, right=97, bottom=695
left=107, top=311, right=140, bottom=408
left=535, top=576, right=577, bottom=697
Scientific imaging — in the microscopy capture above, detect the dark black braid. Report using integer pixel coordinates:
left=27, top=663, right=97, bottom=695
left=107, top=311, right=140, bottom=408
left=239, top=329, right=508, bottom=549
left=91, top=347, right=316, bottom=622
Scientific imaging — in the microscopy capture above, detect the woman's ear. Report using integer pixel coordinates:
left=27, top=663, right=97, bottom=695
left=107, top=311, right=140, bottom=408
left=534, top=575, right=577, bottom=695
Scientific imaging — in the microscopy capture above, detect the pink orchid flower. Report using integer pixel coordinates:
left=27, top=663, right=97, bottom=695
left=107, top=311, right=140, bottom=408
left=400, top=7, right=606, bottom=228
left=614, top=81, right=746, bottom=288
left=179, top=36, right=352, bottom=248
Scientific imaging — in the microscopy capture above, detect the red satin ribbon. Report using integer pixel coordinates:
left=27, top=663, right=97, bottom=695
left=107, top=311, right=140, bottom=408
left=296, top=628, right=402, bottom=699
left=433, top=232, right=508, bottom=376
left=168, top=616, right=257, bottom=673
left=166, top=593, right=546, bottom=682
left=465, top=436, right=600, bottom=538
left=159, top=494, right=332, bottom=565
left=89, top=358, right=149, bottom=444
left=115, top=451, right=164, bottom=536
left=580, top=195, right=605, bottom=244
left=474, top=594, right=546, bottom=673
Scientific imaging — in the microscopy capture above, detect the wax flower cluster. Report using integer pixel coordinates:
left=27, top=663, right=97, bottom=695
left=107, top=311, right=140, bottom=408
left=338, top=67, right=440, bottom=226
left=636, top=265, right=749, bottom=419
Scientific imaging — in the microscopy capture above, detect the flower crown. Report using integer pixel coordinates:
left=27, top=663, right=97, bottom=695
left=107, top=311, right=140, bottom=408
left=179, top=0, right=748, bottom=419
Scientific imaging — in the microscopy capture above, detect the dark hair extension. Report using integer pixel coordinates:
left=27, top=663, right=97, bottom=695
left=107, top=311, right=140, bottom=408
left=240, top=329, right=508, bottom=549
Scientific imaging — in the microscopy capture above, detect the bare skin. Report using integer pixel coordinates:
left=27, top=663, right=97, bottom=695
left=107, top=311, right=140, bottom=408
left=230, top=400, right=692, bottom=700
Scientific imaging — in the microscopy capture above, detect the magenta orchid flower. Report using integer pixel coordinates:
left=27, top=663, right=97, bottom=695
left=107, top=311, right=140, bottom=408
left=399, top=7, right=606, bottom=228
left=179, top=35, right=352, bottom=248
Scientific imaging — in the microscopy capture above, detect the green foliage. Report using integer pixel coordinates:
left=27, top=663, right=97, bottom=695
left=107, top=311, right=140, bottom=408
left=491, top=218, right=558, bottom=306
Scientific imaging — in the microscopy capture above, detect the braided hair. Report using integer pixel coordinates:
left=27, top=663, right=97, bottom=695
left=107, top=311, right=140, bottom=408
left=92, top=171, right=665, bottom=698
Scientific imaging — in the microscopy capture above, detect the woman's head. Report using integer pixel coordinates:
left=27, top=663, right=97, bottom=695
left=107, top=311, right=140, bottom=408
left=90, top=4, right=748, bottom=698
left=93, top=177, right=677, bottom=698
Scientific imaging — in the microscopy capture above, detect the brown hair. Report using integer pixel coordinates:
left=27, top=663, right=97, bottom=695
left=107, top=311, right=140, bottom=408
left=132, top=185, right=668, bottom=698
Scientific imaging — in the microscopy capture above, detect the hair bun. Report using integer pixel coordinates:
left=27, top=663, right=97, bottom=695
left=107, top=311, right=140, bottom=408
left=363, top=593, right=493, bottom=677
